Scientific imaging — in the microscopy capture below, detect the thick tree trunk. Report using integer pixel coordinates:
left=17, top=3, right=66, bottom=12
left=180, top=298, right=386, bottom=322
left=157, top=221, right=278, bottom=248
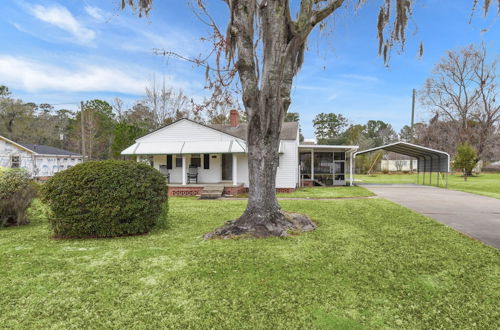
left=204, top=0, right=333, bottom=239
left=204, top=104, right=316, bottom=239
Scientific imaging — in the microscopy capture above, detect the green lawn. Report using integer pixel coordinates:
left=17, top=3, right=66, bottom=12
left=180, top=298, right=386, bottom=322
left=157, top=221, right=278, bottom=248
left=357, top=174, right=419, bottom=184
left=446, top=173, right=500, bottom=199
left=357, top=173, right=500, bottom=199
left=277, top=186, right=374, bottom=198
left=1, top=198, right=498, bottom=329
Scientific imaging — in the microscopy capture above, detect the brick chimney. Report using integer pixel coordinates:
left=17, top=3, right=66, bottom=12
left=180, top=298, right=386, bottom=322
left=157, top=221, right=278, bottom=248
left=229, top=109, right=240, bottom=128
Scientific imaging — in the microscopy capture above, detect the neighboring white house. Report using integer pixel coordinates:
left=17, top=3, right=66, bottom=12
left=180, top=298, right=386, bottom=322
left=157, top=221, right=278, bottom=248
left=0, top=135, right=83, bottom=178
left=381, top=159, right=418, bottom=172
left=121, top=111, right=358, bottom=194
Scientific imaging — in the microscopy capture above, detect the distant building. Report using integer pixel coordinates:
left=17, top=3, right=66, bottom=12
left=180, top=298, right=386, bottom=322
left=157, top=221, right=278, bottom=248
left=381, top=159, right=418, bottom=172
left=0, top=135, right=83, bottom=178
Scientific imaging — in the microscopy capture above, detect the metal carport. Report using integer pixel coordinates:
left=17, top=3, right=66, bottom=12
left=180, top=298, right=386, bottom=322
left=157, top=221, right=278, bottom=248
left=353, top=142, right=450, bottom=187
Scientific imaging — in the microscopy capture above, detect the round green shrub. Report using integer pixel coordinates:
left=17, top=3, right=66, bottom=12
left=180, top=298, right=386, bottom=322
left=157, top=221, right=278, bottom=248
left=41, top=160, right=167, bottom=238
left=0, top=168, right=37, bottom=227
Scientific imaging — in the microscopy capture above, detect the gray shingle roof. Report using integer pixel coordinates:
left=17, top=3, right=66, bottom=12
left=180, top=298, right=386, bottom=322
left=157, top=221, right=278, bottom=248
left=209, top=121, right=299, bottom=141
left=20, top=144, right=82, bottom=156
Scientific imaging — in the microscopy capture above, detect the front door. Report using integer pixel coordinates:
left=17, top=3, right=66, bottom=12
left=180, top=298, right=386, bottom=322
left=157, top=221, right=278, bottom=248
left=221, top=154, right=233, bottom=181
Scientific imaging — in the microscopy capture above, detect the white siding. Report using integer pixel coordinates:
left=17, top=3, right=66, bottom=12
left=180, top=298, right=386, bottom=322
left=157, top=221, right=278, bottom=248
left=141, top=119, right=299, bottom=188
left=235, top=148, right=298, bottom=189
left=34, top=156, right=82, bottom=177
left=236, top=154, right=249, bottom=186
left=138, top=120, right=242, bottom=143
left=0, top=139, right=34, bottom=174
left=0, top=138, right=82, bottom=177
left=276, top=139, right=299, bottom=188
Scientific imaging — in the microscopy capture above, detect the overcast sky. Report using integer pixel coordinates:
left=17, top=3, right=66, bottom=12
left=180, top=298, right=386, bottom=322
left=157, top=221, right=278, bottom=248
left=0, top=1, right=499, bottom=139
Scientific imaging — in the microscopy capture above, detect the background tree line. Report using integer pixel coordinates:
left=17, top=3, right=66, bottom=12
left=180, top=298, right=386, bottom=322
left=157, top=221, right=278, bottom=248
left=0, top=81, right=239, bottom=160
left=312, top=44, right=500, bottom=168
left=1, top=44, right=497, bottom=165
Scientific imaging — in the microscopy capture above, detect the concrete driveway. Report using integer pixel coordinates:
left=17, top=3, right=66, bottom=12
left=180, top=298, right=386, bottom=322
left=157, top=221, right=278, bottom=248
left=359, top=184, right=500, bottom=249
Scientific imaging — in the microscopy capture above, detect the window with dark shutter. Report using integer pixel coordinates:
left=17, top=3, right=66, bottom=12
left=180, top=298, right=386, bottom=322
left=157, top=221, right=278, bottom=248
left=203, top=154, right=210, bottom=169
left=176, top=157, right=183, bottom=167
left=166, top=155, right=172, bottom=169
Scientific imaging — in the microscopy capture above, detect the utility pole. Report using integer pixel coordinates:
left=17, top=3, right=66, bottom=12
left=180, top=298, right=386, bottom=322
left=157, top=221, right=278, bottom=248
left=410, top=89, right=416, bottom=173
left=410, top=88, right=416, bottom=143
left=80, top=101, right=86, bottom=162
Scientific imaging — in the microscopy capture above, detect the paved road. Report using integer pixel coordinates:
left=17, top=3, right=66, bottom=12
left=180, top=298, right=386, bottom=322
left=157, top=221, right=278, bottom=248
left=359, top=184, right=500, bottom=249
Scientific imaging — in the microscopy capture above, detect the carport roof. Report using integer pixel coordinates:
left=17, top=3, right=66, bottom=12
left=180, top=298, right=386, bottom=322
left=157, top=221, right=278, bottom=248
left=354, top=142, right=450, bottom=172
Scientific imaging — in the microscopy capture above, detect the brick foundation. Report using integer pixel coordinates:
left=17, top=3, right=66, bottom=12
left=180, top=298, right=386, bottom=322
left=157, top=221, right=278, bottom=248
left=302, top=180, right=314, bottom=187
left=168, top=186, right=204, bottom=197
left=276, top=188, right=296, bottom=193
left=167, top=185, right=295, bottom=197
left=222, top=186, right=247, bottom=196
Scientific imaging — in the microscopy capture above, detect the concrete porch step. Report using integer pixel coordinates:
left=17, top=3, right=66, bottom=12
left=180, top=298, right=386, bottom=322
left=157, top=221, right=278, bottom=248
left=200, top=186, right=224, bottom=199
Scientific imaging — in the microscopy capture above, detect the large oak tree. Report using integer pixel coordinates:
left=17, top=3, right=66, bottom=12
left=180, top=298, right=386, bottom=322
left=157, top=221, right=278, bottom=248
left=122, top=0, right=498, bottom=238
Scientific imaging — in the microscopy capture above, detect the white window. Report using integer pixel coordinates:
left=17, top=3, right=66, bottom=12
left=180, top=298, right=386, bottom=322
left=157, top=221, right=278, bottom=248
left=11, top=155, right=20, bottom=168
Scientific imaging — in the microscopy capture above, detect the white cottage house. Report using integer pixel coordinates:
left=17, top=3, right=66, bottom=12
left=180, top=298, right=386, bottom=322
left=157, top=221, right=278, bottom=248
left=121, top=110, right=358, bottom=196
left=0, top=135, right=83, bottom=179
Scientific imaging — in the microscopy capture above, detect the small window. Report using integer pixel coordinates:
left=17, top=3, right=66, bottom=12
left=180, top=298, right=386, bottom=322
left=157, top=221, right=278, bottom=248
left=190, top=154, right=201, bottom=168
left=11, top=155, right=20, bottom=168
left=176, top=157, right=183, bottom=168
left=166, top=155, right=173, bottom=170
left=203, top=154, right=210, bottom=170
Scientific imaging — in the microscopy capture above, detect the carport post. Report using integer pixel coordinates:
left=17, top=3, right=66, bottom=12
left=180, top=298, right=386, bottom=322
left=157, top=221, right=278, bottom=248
left=446, top=172, right=448, bottom=188
left=430, top=157, right=433, bottom=185
left=311, top=149, right=315, bottom=180
left=349, top=151, right=354, bottom=186
left=437, top=171, right=440, bottom=187
left=416, top=158, right=419, bottom=184
left=423, top=156, right=426, bottom=185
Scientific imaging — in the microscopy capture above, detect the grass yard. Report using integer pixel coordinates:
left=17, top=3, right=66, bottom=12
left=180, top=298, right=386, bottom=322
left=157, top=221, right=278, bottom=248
left=1, top=197, right=498, bottom=329
left=357, top=173, right=418, bottom=184
left=277, top=186, right=374, bottom=198
left=357, top=173, right=500, bottom=199
left=446, top=173, right=500, bottom=199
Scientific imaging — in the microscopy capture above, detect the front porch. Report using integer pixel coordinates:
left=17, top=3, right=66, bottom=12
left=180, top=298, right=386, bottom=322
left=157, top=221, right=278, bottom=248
left=139, top=152, right=246, bottom=186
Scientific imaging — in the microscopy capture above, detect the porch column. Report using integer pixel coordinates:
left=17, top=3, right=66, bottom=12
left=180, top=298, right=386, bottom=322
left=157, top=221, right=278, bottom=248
left=311, top=149, right=315, bottom=180
left=181, top=155, right=187, bottom=185
left=349, top=151, right=354, bottom=186
left=232, top=154, right=238, bottom=185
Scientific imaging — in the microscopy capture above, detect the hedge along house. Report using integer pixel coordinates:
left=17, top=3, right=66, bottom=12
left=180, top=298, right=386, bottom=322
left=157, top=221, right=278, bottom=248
left=121, top=110, right=358, bottom=197
left=0, top=135, right=83, bottom=179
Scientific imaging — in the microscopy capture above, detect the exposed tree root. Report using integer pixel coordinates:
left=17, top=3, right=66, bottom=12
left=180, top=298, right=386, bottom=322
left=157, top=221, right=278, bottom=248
left=204, top=211, right=316, bottom=239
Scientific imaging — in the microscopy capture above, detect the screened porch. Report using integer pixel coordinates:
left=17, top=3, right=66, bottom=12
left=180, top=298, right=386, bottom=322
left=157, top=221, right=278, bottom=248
left=298, top=145, right=358, bottom=186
